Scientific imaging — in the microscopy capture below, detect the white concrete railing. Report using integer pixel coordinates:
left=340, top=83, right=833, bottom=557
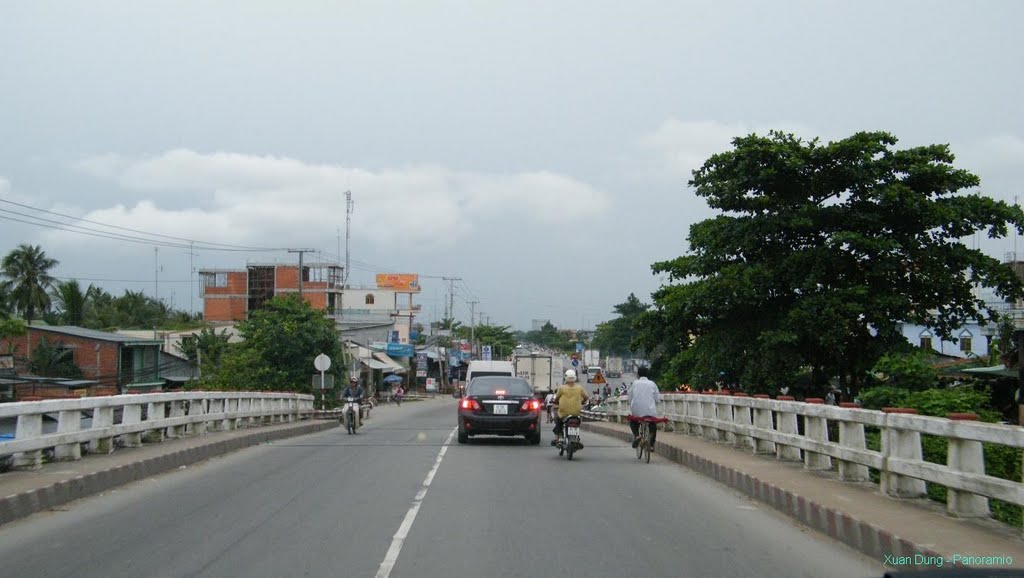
left=602, top=393, right=1024, bottom=519
left=0, top=392, right=315, bottom=469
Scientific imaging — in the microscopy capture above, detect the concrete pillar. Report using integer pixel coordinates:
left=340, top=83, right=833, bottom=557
left=720, top=394, right=736, bottom=444
left=207, top=398, right=223, bottom=431
left=89, top=406, right=115, bottom=454
left=12, top=413, right=43, bottom=469
left=837, top=402, right=869, bottom=482
left=775, top=396, right=801, bottom=461
left=119, top=403, right=143, bottom=447
left=701, top=396, right=719, bottom=442
left=55, top=409, right=83, bottom=460
left=752, top=394, right=776, bottom=454
left=223, top=398, right=237, bottom=431
left=881, top=408, right=927, bottom=498
left=802, top=398, right=832, bottom=470
left=686, top=394, right=701, bottom=436
left=946, top=413, right=989, bottom=518
left=168, top=400, right=187, bottom=438
left=732, top=393, right=753, bottom=450
left=146, top=401, right=166, bottom=443
left=189, top=399, right=207, bottom=436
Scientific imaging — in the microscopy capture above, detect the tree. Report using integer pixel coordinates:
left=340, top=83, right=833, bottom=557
left=460, top=324, right=517, bottom=359
left=523, top=321, right=573, bottom=352
left=591, top=293, right=650, bottom=355
left=1, top=244, right=58, bottom=323
left=639, top=131, right=1024, bottom=395
left=175, top=327, right=232, bottom=373
left=52, top=280, right=87, bottom=326
left=27, top=336, right=82, bottom=378
left=203, top=295, right=342, bottom=393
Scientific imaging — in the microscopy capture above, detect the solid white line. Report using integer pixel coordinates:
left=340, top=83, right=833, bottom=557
left=374, top=427, right=456, bottom=578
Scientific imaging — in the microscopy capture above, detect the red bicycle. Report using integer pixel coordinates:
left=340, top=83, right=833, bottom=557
left=628, top=415, right=669, bottom=463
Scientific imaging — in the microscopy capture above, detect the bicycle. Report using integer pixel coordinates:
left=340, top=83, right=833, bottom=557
left=629, top=415, right=668, bottom=463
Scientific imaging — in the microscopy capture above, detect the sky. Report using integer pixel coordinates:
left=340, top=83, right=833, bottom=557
left=0, top=1, right=1022, bottom=331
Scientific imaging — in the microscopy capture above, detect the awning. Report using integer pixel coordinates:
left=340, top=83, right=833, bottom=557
left=962, top=364, right=1019, bottom=378
left=360, top=358, right=390, bottom=370
left=373, top=352, right=406, bottom=373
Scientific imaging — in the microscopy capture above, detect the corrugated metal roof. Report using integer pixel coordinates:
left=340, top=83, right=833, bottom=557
left=32, top=326, right=162, bottom=344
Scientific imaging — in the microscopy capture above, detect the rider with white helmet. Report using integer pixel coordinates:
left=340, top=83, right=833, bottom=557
left=552, top=369, right=589, bottom=446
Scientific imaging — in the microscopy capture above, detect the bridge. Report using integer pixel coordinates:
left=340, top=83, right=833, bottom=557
left=0, top=391, right=1022, bottom=576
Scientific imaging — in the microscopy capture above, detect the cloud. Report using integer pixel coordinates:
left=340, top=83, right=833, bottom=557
left=636, top=119, right=818, bottom=182
left=70, top=150, right=613, bottom=251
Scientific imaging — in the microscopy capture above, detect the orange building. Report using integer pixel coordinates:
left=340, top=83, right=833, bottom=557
left=200, top=263, right=344, bottom=322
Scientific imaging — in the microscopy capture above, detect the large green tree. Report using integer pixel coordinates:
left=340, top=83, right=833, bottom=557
left=457, top=323, right=517, bottom=359
left=591, top=293, right=650, bottom=356
left=523, top=321, right=573, bottom=352
left=204, top=295, right=343, bottom=393
left=638, top=131, right=1024, bottom=395
left=1, top=244, right=58, bottom=323
left=52, top=279, right=87, bottom=326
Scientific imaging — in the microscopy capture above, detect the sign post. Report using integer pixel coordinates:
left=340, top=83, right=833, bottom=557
left=314, top=354, right=331, bottom=410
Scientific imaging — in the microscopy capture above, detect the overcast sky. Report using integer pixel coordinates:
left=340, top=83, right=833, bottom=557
left=1, top=1, right=1022, bottom=330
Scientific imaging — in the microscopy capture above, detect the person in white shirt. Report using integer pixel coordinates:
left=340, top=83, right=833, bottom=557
left=544, top=392, right=556, bottom=423
left=628, top=366, right=661, bottom=449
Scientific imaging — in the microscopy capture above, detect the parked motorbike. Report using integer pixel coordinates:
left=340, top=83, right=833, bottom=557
left=556, top=415, right=583, bottom=460
left=343, top=397, right=361, bottom=434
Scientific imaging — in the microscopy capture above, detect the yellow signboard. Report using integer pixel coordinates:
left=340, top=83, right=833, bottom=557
left=376, top=273, right=420, bottom=292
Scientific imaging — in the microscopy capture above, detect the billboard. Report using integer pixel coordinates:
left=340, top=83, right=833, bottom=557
left=376, top=273, right=420, bottom=292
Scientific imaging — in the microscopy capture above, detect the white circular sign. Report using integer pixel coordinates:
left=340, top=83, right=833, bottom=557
left=314, top=353, right=331, bottom=372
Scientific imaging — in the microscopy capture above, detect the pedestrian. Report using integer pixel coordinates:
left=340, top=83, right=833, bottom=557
left=395, top=385, right=405, bottom=406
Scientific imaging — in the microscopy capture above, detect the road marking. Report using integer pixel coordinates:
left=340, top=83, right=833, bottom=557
left=375, top=427, right=456, bottom=578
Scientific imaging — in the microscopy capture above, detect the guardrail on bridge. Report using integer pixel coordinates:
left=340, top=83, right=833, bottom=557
left=1, top=392, right=315, bottom=470
left=601, top=393, right=1024, bottom=520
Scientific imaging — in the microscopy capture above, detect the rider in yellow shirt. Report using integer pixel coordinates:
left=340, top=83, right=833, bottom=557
left=552, top=369, right=589, bottom=446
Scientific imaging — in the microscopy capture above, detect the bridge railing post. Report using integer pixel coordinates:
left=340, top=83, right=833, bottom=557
left=13, top=412, right=43, bottom=469
left=946, top=413, right=990, bottom=518
left=146, top=401, right=166, bottom=443
left=701, top=396, right=719, bottom=442
left=775, top=396, right=801, bottom=461
left=55, top=407, right=83, bottom=460
left=732, top=394, right=753, bottom=450
left=837, top=402, right=869, bottom=482
left=89, top=406, right=115, bottom=454
left=121, top=402, right=143, bottom=447
left=802, top=398, right=832, bottom=470
left=719, top=394, right=736, bottom=444
left=751, top=395, right=776, bottom=455
left=881, top=408, right=927, bottom=498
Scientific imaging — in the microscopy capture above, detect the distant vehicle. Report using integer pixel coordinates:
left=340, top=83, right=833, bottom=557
left=586, top=366, right=604, bottom=383
left=606, top=357, right=623, bottom=378
left=513, top=352, right=555, bottom=397
left=457, top=376, right=542, bottom=444
left=583, top=349, right=600, bottom=369
left=466, top=360, right=515, bottom=383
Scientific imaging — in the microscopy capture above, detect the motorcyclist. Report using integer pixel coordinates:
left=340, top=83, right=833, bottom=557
left=551, top=369, right=589, bottom=446
left=544, top=391, right=556, bottom=423
left=341, top=376, right=366, bottom=428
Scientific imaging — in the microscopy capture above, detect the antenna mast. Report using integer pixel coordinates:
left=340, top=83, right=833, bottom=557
left=344, top=190, right=353, bottom=286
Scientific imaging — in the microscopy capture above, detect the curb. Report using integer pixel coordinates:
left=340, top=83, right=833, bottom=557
left=0, top=420, right=337, bottom=527
left=582, top=421, right=945, bottom=564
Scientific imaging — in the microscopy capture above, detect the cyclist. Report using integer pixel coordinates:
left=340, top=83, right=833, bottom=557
left=551, top=369, right=589, bottom=446
left=629, top=365, right=661, bottom=450
left=544, top=391, right=556, bottom=423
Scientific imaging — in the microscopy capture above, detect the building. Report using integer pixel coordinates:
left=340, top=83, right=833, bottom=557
left=0, top=325, right=164, bottom=395
left=199, top=265, right=421, bottom=343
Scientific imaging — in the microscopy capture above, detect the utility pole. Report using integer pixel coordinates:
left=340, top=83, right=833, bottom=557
left=154, top=247, right=159, bottom=305
left=288, top=248, right=316, bottom=300
left=442, top=277, right=461, bottom=321
left=344, top=190, right=353, bottom=286
left=468, top=300, right=478, bottom=351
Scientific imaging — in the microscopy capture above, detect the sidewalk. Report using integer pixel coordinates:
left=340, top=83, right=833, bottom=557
left=0, top=418, right=337, bottom=527
left=583, top=420, right=1024, bottom=569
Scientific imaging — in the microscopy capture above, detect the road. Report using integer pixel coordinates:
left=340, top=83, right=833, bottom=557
left=0, top=397, right=884, bottom=578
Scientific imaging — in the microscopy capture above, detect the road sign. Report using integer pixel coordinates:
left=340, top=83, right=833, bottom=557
left=571, top=359, right=579, bottom=367
left=416, top=370, right=427, bottom=378
left=314, top=354, right=331, bottom=372
left=576, top=342, right=585, bottom=353
left=482, top=345, right=492, bottom=361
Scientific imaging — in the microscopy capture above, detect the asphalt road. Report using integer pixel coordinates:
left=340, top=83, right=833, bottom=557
left=0, top=397, right=885, bottom=578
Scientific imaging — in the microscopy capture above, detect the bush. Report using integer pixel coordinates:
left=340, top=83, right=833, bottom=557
left=871, top=351, right=938, bottom=390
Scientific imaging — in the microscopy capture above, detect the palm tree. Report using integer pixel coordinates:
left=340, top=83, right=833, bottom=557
left=52, top=280, right=87, bottom=326
left=0, top=244, right=58, bottom=324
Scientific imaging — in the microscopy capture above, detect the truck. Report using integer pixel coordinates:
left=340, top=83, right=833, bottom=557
left=605, top=357, right=623, bottom=378
left=514, top=353, right=555, bottom=398
left=583, top=349, right=600, bottom=370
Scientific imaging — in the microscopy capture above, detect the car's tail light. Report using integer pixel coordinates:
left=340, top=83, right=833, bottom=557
left=460, top=399, right=481, bottom=411
left=521, top=399, right=541, bottom=411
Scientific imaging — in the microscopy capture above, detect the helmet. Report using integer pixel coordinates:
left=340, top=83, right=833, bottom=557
left=565, top=369, right=577, bottom=382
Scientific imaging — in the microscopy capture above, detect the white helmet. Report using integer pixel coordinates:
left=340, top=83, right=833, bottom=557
left=565, top=369, right=577, bottom=382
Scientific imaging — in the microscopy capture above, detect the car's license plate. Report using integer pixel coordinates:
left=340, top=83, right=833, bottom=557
left=493, top=404, right=508, bottom=415
left=566, top=427, right=580, bottom=436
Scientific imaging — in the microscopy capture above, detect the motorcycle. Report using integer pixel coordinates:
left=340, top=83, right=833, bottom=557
left=556, top=415, right=583, bottom=460
left=343, top=396, right=361, bottom=434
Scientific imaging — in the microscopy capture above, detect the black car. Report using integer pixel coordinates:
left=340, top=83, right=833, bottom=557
left=457, top=376, right=542, bottom=444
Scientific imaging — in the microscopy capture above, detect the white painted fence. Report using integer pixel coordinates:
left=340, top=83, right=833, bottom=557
left=602, top=393, right=1024, bottom=518
left=0, top=392, right=315, bottom=469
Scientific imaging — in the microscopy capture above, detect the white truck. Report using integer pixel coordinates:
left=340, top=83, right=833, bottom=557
left=606, top=357, right=623, bottom=378
left=514, top=353, right=555, bottom=398
left=583, top=349, right=600, bottom=370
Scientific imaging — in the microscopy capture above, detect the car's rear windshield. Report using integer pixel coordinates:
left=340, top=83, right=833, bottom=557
left=470, top=371, right=513, bottom=379
left=468, top=377, right=532, bottom=396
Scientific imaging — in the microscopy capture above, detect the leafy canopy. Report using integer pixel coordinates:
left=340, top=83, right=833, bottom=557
left=637, top=131, right=1024, bottom=393
left=1, top=244, right=58, bottom=323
